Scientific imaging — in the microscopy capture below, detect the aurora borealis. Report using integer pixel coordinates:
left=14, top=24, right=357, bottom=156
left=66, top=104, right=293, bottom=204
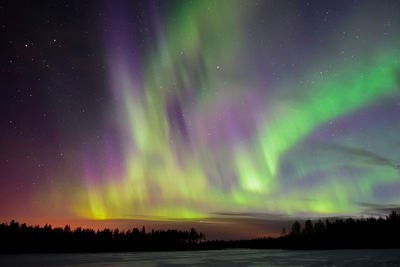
left=1, top=0, right=400, bottom=238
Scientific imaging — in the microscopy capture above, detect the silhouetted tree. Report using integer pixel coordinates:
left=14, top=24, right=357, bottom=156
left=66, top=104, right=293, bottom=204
left=291, top=221, right=301, bottom=235
left=314, top=220, right=325, bottom=234
left=141, top=226, right=146, bottom=236
left=303, top=220, right=314, bottom=235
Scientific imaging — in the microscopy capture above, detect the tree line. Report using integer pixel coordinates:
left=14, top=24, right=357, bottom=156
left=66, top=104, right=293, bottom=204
left=279, top=210, right=400, bottom=249
left=0, top=221, right=205, bottom=252
left=1, top=211, right=399, bottom=252
left=212, top=210, right=400, bottom=250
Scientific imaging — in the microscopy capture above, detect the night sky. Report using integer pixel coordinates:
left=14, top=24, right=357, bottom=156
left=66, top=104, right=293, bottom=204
left=1, top=0, right=400, bottom=239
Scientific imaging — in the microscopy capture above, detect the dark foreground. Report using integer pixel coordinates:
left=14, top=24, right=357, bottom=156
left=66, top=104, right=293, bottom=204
left=2, top=211, right=400, bottom=252
left=1, top=249, right=400, bottom=266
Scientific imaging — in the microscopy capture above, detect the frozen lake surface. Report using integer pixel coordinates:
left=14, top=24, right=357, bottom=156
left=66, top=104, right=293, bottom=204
left=1, top=249, right=400, bottom=266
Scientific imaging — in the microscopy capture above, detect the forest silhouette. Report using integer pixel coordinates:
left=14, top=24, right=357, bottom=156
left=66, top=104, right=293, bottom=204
left=1, top=211, right=399, bottom=252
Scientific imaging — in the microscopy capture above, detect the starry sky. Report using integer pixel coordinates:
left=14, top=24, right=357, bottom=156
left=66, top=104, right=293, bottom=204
left=1, top=0, right=400, bottom=239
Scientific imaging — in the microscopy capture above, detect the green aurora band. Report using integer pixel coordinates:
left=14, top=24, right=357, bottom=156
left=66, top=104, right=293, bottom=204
left=38, top=0, right=400, bottom=221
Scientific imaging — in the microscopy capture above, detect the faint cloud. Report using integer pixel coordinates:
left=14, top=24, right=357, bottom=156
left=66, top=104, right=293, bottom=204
left=325, top=143, right=400, bottom=170
left=357, top=202, right=400, bottom=216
